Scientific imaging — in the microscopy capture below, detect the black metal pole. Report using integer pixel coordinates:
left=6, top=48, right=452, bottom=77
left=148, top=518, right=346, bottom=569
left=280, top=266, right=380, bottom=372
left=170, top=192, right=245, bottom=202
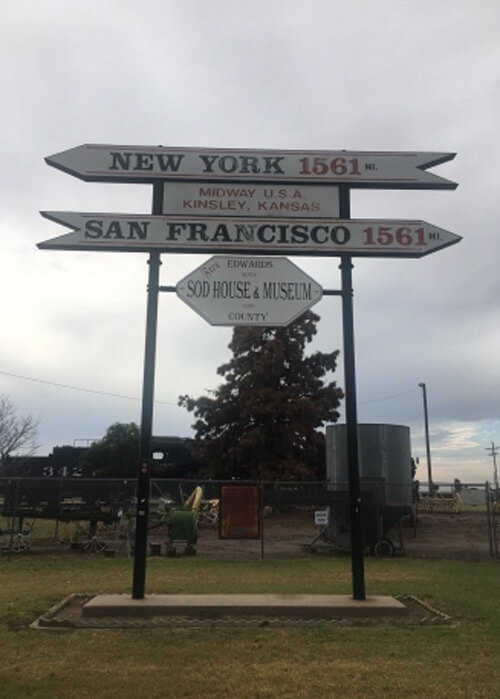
left=339, top=185, right=366, bottom=601
left=132, top=181, right=163, bottom=599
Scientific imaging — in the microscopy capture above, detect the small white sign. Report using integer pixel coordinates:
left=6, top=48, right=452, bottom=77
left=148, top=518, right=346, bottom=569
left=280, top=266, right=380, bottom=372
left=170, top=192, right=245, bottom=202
left=163, top=182, right=339, bottom=218
left=314, top=509, right=330, bottom=526
left=176, top=255, right=323, bottom=326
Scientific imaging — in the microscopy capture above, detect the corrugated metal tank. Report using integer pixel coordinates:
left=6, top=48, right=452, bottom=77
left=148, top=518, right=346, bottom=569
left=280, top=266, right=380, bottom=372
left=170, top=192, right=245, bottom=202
left=325, top=423, right=412, bottom=507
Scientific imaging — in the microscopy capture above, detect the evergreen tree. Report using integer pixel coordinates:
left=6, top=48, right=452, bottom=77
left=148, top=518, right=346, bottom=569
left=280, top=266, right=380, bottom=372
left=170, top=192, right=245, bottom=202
left=179, top=311, right=343, bottom=480
left=79, top=422, right=140, bottom=478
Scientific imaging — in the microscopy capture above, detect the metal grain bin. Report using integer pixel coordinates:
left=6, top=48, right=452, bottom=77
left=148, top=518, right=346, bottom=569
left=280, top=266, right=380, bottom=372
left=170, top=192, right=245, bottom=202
left=326, top=423, right=413, bottom=508
left=322, top=424, right=413, bottom=553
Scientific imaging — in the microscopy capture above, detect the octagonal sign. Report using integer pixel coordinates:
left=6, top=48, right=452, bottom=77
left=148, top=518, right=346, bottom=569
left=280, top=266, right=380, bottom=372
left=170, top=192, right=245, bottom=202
left=176, top=255, right=323, bottom=326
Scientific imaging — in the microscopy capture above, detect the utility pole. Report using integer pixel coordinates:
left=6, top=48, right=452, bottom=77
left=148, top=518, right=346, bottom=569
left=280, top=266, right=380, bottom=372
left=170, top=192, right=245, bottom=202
left=486, top=442, right=499, bottom=495
left=418, top=382, right=433, bottom=493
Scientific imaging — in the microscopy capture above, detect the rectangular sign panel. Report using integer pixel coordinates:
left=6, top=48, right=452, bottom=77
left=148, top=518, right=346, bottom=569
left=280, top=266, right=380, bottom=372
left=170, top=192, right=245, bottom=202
left=314, top=509, right=330, bottom=526
left=219, top=485, right=261, bottom=539
left=39, top=211, right=462, bottom=258
left=46, top=145, right=457, bottom=189
left=163, top=182, right=340, bottom=218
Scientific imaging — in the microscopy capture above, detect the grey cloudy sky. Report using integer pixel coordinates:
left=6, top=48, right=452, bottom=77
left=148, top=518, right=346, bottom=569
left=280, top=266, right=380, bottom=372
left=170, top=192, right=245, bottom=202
left=1, top=0, right=499, bottom=483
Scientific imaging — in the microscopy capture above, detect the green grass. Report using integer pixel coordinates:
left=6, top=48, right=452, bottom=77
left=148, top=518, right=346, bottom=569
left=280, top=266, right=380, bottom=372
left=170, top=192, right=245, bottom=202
left=0, top=556, right=499, bottom=698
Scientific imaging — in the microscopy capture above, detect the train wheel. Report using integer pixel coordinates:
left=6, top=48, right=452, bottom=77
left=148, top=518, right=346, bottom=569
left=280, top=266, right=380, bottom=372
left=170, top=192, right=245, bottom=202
left=374, top=538, right=395, bottom=557
left=81, top=536, right=107, bottom=554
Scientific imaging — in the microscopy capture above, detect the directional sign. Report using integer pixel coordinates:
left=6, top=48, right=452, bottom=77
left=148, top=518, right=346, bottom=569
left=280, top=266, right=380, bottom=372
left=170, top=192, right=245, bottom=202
left=176, top=256, right=323, bottom=326
left=45, top=145, right=457, bottom=189
left=163, top=182, right=340, bottom=218
left=39, top=212, right=462, bottom=258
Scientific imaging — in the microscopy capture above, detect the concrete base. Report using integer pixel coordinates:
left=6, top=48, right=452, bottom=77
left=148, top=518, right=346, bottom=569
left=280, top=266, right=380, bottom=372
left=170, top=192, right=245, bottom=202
left=83, top=594, right=407, bottom=619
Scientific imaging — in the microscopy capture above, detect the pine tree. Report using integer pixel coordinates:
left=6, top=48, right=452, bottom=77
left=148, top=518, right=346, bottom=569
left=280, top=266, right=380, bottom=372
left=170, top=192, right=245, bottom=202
left=179, top=311, right=343, bottom=480
left=79, top=422, right=140, bottom=478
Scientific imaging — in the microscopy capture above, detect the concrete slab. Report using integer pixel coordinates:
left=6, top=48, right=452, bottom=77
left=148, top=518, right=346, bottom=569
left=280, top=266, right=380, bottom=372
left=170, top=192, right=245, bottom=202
left=83, top=594, right=407, bottom=619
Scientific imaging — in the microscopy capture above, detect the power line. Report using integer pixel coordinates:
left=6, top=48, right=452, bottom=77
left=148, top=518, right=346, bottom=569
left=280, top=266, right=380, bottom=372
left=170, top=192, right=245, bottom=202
left=359, top=388, right=419, bottom=405
left=0, top=370, right=178, bottom=407
left=2, top=368, right=418, bottom=410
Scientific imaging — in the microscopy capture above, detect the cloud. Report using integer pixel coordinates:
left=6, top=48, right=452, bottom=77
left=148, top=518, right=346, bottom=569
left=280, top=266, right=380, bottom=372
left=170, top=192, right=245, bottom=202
left=1, top=0, right=498, bottom=482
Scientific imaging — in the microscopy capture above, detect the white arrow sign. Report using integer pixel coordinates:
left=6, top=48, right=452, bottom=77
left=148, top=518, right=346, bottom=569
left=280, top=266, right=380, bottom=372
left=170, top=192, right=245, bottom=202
left=39, top=212, right=462, bottom=258
left=45, top=145, right=457, bottom=189
left=176, top=256, right=323, bottom=326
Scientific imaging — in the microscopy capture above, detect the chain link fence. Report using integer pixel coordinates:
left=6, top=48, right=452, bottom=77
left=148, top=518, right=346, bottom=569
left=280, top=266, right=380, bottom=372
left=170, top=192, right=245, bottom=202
left=0, top=477, right=497, bottom=560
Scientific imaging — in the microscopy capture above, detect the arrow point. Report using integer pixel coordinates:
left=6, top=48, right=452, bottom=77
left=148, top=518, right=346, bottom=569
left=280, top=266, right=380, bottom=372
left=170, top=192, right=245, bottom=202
left=40, top=211, right=64, bottom=225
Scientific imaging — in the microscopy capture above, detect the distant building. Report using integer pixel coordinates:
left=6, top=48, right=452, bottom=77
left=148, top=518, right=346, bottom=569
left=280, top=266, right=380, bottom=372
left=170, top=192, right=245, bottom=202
left=458, top=487, right=485, bottom=506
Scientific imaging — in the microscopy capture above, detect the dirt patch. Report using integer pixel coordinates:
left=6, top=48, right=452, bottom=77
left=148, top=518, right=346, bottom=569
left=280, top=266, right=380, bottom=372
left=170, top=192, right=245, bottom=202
left=185, top=508, right=492, bottom=561
left=398, top=510, right=491, bottom=560
left=124, top=508, right=492, bottom=563
left=3, top=508, right=494, bottom=561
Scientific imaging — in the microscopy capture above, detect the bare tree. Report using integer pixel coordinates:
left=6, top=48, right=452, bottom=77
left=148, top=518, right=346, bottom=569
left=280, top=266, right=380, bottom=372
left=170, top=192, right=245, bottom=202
left=0, top=394, right=39, bottom=464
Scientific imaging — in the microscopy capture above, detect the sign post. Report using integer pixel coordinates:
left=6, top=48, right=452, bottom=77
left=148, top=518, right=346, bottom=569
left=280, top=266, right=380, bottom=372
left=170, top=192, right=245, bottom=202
left=132, top=182, right=163, bottom=600
left=39, top=144, right=460, bottom=604
left=338, top=187, right=365, bottom=599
